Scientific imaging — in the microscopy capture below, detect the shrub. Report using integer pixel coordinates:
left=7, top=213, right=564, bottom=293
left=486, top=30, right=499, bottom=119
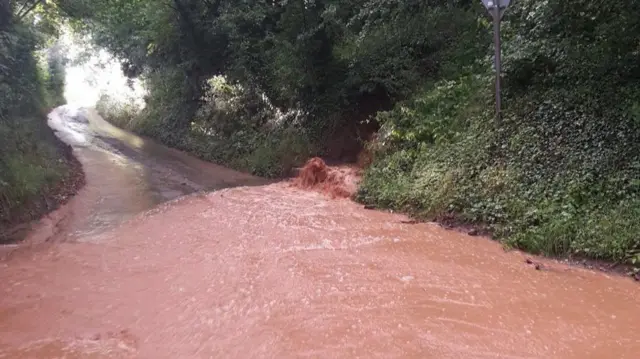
left=360, top=56, right=640, bottom=266
left=97, top=74, right=313, bottom=178
left=0, top=9, right=71, bottom=229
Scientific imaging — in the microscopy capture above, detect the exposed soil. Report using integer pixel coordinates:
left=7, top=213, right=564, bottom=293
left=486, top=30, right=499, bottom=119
left=322, top=91, right=387, bottom=163
left=0, top=125, right=85, bottom=244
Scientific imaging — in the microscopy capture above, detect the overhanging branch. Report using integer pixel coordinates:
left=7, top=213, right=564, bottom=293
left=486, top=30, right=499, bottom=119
left=17, top=0, right=44, bottom=20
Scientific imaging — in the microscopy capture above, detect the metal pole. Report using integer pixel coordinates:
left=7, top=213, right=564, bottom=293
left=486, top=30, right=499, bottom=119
left=493, top=2, right=502, bottom=121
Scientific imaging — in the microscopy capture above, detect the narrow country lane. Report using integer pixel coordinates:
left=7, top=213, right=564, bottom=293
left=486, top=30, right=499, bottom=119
left=0, top=107, right=639, bottom=358
left=42, top=106, right=266, bottom=241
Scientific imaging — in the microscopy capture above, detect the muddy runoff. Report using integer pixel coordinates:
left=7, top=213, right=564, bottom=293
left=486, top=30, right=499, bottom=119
left=1, top=107, right=639, bottom=358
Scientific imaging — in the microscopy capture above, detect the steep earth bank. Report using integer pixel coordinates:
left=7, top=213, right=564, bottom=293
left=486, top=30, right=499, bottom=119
left=0, top=111, right=85, bottom=243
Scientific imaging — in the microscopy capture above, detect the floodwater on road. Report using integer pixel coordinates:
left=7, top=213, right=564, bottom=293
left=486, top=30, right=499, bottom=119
left=40, top=106, right=265, bottom=241
left=0, top=107, right=638, bottom=358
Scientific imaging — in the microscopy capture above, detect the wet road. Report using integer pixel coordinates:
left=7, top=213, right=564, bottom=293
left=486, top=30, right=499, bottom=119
left=42, top=106, right=265, bottom=240
left=0, top=107, right=639, bottom=358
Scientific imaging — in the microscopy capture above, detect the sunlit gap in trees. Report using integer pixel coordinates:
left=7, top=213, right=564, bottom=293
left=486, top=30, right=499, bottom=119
left=59, top=30, right=146, bottom=109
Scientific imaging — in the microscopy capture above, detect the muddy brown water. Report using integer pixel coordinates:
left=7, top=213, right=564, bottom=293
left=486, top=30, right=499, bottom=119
left=0, top=107, right=639, bottom=358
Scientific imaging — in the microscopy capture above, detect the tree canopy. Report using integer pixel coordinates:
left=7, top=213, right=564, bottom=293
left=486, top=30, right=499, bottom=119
left=56, top=0, right=483, bottom=130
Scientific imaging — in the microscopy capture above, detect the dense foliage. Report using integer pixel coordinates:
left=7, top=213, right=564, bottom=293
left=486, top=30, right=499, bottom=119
left=60, top=0, right=482, bottom=168
left=59, top=0, right=640, bottom=266
left=0, top=0, right=70, bottom=229
left=359, top=0, right=640, bottom=267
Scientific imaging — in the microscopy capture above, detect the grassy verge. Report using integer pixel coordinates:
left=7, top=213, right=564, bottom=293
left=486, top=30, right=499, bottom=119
left=0, top=116, right=84, bottom=242
left=357, top=73, right=640, bottom=272
left=0, top=20, right=83, bottom=241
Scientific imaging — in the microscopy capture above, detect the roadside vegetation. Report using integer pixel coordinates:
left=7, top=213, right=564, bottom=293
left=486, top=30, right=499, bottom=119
left=55, top=0, right=640, bottom=268
left=358, top=1, right=640, bottom=268
left=0, top=1, right=77, bottom=238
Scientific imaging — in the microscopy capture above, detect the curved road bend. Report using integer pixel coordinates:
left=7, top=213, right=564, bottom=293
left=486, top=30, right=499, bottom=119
left=0, top=106, right=638, bottom=358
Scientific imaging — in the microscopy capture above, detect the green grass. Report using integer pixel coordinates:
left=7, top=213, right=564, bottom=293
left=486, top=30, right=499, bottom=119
left=0, top=117, right=70, bottom=224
